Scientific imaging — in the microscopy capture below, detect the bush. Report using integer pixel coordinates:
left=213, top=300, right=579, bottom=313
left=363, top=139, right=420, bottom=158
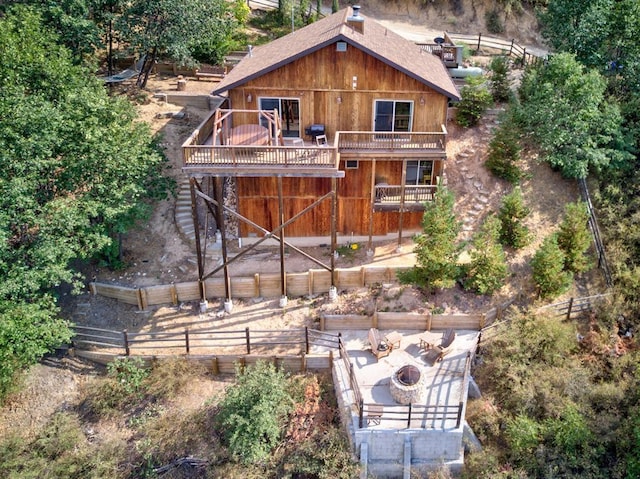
left=531, top=234, right=572, bottom=298
left=498, top=187, right=531, bottom=248
left=485, top=120, right=522, bottom=183
left=87, top=357, right=150, bottom=414
left=485, top=8, right=505, bottom=34
left=463, top=215, right=508, bottom=295
left=557, top=201, right=593, bottom=274
left=216, top=361, right=293, bottom=464
left=456, top=76, right=493, bottom=127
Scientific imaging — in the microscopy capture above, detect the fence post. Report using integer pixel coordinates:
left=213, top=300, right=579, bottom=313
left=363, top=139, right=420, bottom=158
left=522, top=47, right=527, bottom=66
left=185, top=329, right=190, bottom=354
left=407, top=403, right=412, bottom=429
left=123, top=329, right=130, bottom=356
left=509, top=39, right=514, bottom=57
left=359, top=399, right=364, bottom=429
left=566, top=297, right=574, bottom=321
left=245, top=327, right=251, bottom=354
left=305, top=327, right=310, bottom=354
left=456, top=401, right=464, bottom=428
left=476, top=32, right=482, bottom=52
left=476, top=331, right=482, bottom=355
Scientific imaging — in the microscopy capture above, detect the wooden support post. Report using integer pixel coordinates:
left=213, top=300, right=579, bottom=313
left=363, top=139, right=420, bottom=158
left=509, top=39, right=514, bottom=56
left=397, top=159, right=407, bottom=249
left=190, top=178, right=206, bottom=303
left=215, top=177, right=232, bottom=303
left=123, top=329, right=130, bottom=356
left=245, top=327, right=251, bottom=354
left=330, top=178, right=337, bottom=287
left=477, top=32, right=482, bottom=52
left=278, top=177, right=286, bottom=298
left=185, top=329, right=190, bottom=354
left=212, top=357, right=219, bottom=375
left=407, top=403, right=412, bottom=429
left=368, top=159, right=376, bottom=252
left=359, top=399, right=364, bottom=429
left=456, top=401, right=464, bottom=428
left=566, top=297, right=574, bottom=321
left=305, top=327, right=310, bottom=354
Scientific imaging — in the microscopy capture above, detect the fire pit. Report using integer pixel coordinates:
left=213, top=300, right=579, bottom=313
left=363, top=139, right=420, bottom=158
left=390, top=365, right=426, bottom=405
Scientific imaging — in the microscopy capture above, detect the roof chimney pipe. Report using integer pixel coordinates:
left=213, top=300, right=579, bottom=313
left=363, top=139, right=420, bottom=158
left=347, top=5, right=364, bottom=34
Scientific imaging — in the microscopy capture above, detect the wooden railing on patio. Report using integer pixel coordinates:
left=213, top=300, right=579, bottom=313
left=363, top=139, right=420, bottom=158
left=357, top=351, right=472, bottom=429
left=336, top=128, right=447, bottom=153
left=374, top=184, right=437, bottom=204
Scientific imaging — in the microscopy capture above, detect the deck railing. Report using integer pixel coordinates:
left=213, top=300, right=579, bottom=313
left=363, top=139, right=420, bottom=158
left=375, top=184, right=437, bottom=204
left=336, top=127, right=447, bottom=152
left=183, top=144, right=338, bottom=169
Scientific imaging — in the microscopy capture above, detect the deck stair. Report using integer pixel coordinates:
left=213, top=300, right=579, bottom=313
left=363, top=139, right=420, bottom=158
left=174, top=176, right=196, bottom=243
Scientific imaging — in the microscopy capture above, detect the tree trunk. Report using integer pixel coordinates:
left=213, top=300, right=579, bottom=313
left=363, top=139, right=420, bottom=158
left=137, top=47, right=157, bottom=89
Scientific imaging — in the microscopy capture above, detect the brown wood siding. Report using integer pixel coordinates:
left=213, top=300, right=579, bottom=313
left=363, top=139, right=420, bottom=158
left=228, top=43, right=448, bottom=139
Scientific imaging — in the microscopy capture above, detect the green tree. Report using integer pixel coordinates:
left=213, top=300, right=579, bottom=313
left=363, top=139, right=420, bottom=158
left=531, top=234, right=572, bottom=298
left=117, top=0, right=241, bottom=87
left=557, top=201, right=593, bottom=274
left=489, top=56, right=511, bottom=103
left=485, top=116, right=522, bottom=184
left=332, top=0, right=339, bottom=13
left=514, top=52, right=632, bottom=178
left=498, top=187, right=530, bottom=248
left=0, top=7, right=171, bottom=399
left=463, top=215, right=508, bottom=295
left=456, top=75, right=493, bottom=127
left=399, top=187, right=462, bottom=291
left=216, top=361, right=293, bottom=464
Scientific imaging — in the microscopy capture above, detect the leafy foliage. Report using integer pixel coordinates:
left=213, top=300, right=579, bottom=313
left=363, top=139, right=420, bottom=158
left=399, top=186, right=462, bottom=291
left=514, top=52, right=633, bottom=178
left=531, top=234, right=572, bottom=298
left=216, top=361, right=294, bottom=464
left=485, top=116, right=523, bottom=183
left=497, top=187, right=530, bottom=248
left=456, top=75, right=493, bottom=127
left=557, top=201, right=593, bottom=273
left=485, top=9, right=505, bottom=34
left=462, top=215, right=508, bottom=295
left=0, top=8, right=171, bottom=400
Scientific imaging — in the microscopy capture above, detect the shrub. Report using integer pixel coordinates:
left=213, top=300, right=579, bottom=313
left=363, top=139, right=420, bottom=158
left=485, top=8, right=505, bottom=34
left=498, top=187, right=531, bottom=248
left=216, top=361, right=293, bottom=464
left=485, top=120, right=522, bottom=183
left=456, top=76, right=493, bottom=127
left=557, top=201, right=593, bottom=273
left=87, top=357, right=150, bottom=414
left=463, top=215, right=508, bottom=295
left=531, top=234, right=572, bottom=298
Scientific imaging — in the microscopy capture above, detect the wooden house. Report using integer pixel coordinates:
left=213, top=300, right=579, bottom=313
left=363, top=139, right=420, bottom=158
left=181, top=6, right=460, bottom=303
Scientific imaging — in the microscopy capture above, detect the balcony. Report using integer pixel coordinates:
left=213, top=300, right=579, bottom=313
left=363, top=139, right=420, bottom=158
left=374, top=184, right=438, bottom=210
left=181, top=109, right=447, bottom=177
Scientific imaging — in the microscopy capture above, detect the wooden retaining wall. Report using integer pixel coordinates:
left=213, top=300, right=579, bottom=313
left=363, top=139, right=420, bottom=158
left=90, top=265, right=407, bottom=309
left=321, top=311, right=485, bottom=332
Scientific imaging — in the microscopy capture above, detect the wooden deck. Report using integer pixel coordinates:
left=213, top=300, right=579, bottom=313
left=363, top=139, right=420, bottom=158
left=181, top=110, right=447, bottom=176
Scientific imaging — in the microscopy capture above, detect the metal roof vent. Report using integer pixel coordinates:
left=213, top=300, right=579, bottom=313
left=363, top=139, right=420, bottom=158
left=347, top=5, right=364, bottom=34
left=336, top=41, right=347, bottom=52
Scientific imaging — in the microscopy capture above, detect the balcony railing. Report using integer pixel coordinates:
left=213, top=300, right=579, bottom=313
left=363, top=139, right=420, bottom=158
left=375, top=184, right=438, bottom=204
left=336, top=128, right=447, bottom=153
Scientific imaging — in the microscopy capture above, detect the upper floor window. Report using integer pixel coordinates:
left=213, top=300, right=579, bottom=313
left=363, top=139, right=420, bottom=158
left=373, top=100, right=413, bottom=132
left=259, top=97, right=300, bottom=138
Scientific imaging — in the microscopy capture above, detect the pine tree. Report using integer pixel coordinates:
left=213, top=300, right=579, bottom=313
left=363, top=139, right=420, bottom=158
left=498, top=187, right=531, bottom=248
left=398, top=187, right=462, bottom=291
left=463, top=215, right=508, bottom=295
left=557, top=201, right=593, bottom=273
left=531, top=234, right=572, bottom=298
left=486, top=118, right=522, bottom=184
left=489, top=55, right=511, bottom=103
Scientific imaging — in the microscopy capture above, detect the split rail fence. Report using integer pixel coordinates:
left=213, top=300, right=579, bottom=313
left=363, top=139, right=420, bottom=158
left=89, top=266, right=410, bottom=309
left=447, top=32, right=546, bottom=66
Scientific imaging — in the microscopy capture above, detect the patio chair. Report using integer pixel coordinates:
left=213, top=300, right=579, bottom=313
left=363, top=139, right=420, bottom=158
left=421, top=328, right=456, bottom=362
left=367, top=327, right=390, bottom=360
left=315, top=134, right=328, bottom=146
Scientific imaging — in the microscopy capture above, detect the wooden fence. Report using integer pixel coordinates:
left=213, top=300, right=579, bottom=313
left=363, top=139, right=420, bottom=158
left=322, top=310, right=491, bottom=332
left=447, top=32, right=546, bottom=67
left=537, top=293, right=611, bottom=320
left=89, top=266, right=409, bottom=309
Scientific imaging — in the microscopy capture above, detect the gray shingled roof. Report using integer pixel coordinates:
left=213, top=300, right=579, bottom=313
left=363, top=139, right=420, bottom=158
left=212, top=7, right=460, bottom=101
